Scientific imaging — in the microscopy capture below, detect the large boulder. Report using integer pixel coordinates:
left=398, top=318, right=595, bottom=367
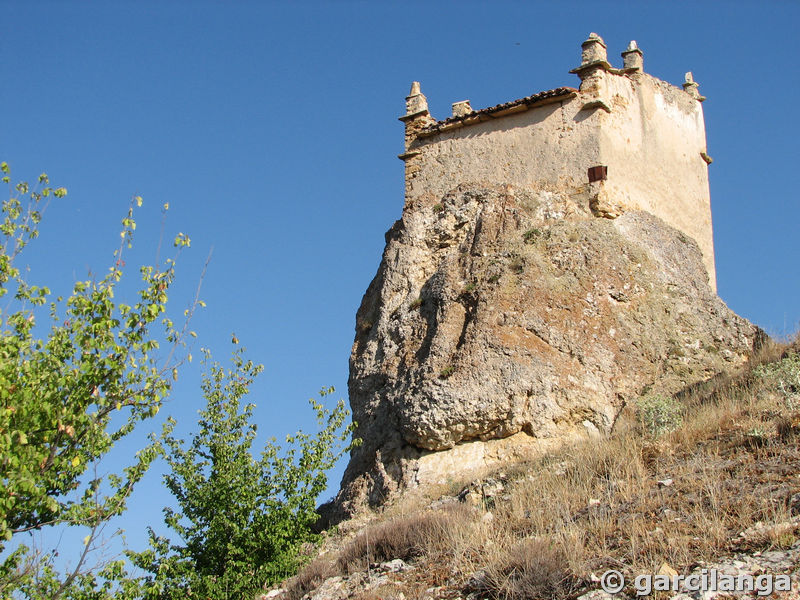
left=332, top=183, right=758, bottom=516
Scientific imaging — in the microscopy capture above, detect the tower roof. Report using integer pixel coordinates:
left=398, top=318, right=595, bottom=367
left=418, top=87, right=578, bottom=137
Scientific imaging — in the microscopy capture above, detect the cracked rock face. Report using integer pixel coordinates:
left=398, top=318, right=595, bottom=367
left=332, top=184, right=758, bottom=517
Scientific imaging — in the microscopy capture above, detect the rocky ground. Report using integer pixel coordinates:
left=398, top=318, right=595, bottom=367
left=268, top=343, right=800, bottom=600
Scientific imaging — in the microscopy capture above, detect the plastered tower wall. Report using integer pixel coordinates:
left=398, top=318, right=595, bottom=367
left=400, top=88, right=592, bottom=201
left=399, top=34, right=716, bottom=289
left=592, top=59, right=715, bottom=286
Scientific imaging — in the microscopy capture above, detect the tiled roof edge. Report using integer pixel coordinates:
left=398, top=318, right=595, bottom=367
left=420, top=87, right=579, bottom=136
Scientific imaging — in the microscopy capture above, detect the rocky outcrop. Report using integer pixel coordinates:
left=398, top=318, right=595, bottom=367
left=333, top=183, right=758, bottom=516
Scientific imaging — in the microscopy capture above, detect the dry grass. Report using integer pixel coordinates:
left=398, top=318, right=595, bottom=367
left=337, top=506, right=473, bottom=573
left=349, top=586, right=411, bottom=600
left=478, top=538, right=580, bottom=599
left=284, top=506, right=475, bottom=599
left=282, top=556, right=337, bottom=600
left=286, top=341, right=800, bottom=599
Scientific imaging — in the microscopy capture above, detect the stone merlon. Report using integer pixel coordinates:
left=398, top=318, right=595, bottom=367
left=683, top=71, right=707, bottom=102
left=621, top=40, right=643, bottom=72
left=402, top=81, right=429, bottom=118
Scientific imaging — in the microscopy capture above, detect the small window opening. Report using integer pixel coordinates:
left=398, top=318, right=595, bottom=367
left=588, top=165, right=608, bottom=182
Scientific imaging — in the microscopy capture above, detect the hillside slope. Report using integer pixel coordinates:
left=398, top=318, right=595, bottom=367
left=279, top=343, right=800, bottom=600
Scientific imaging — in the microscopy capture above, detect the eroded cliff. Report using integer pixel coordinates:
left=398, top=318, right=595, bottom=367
left=333, top=183, right=757, bottom=516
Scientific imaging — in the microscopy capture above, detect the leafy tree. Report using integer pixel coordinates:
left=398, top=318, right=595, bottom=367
left=131, top=347, right=356, bottom=599
left=0, top=162, right=197, bottom=597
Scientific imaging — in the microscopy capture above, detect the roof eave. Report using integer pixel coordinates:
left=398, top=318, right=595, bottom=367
left=418, top=87, right=578, bottom=138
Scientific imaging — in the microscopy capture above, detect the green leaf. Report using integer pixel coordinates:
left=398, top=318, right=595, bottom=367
left=0, top=164, right=197, bottom=596
left=129, top=347, right=356, bottom=594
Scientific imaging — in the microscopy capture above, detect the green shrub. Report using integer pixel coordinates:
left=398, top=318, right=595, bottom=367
left=129, top=348, right=357, bottom=598
left=636, top=394, right=683, bottom=436
left=522, top=228, right=541, bottom=244
left=754, top=352, right=800, bottom=410
left=410, top=297, right=423, bottom=310
left=439, top=365, right=455, bottom=379
left=432, top=203, right=444, bottom=213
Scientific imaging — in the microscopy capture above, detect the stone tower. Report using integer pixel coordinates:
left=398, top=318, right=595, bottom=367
left=399, top=34, right=716, bottom=289
left=325, top=35, right=754, bottom=520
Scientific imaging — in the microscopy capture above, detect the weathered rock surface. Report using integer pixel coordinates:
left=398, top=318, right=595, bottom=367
left=332, top=183, right=758, bottom=516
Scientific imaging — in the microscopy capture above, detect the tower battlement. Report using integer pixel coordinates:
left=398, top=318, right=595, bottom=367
left=398, top=34, right=716, bottom=289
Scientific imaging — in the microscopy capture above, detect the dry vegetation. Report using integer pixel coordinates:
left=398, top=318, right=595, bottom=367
left=284, top=338, right=800, bottom=599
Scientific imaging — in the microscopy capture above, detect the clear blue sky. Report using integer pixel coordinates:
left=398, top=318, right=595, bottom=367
left=2, top=0, right=798, bottom=573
